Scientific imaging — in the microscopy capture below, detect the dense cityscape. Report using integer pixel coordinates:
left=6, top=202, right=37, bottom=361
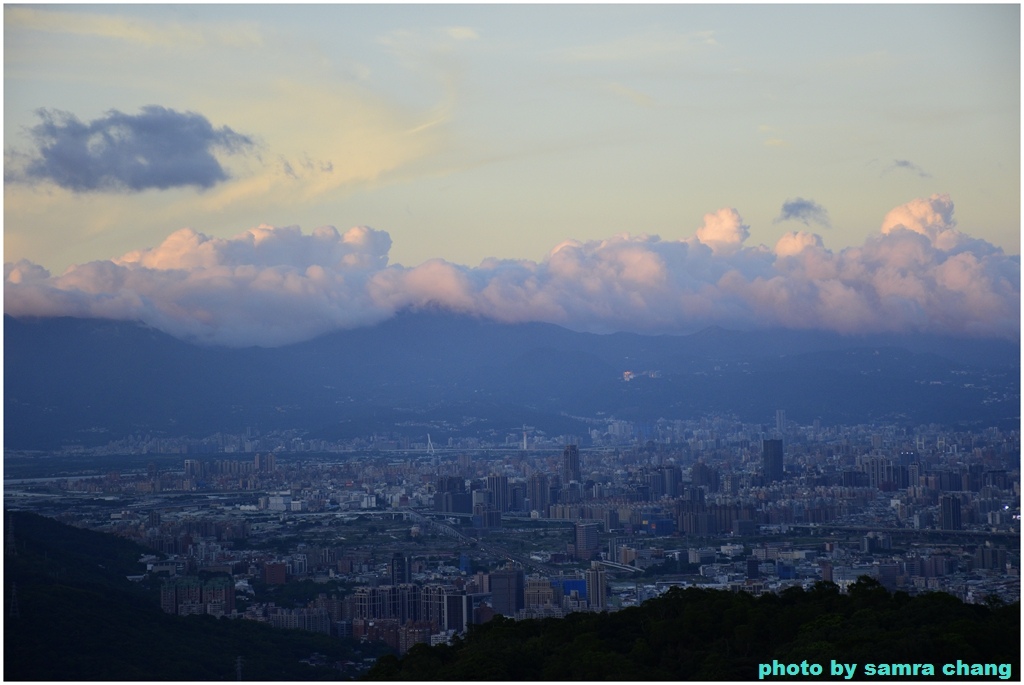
left=5, top=410, right=1019, bottom=672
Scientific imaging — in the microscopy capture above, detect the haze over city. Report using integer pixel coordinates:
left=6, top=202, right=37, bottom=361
left=4, top=4, right=1020, bottom=347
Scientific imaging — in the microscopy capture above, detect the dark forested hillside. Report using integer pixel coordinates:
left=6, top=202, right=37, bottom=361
left=2, top=510, right=384, bottom=681
left=365, top=580, right=1019, bottom=681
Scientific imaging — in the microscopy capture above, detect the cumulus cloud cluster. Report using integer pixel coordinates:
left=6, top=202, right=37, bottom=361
left=4, top=194, right=1019, bottom=346
left=4, top=106, right=253, bottom=192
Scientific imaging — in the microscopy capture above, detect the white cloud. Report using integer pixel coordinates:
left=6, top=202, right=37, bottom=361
left=5, top=195, right=1019, bottom=345
left=694, top=208, right=750, bottom=255
left=774, top=231, right=824, bottom=257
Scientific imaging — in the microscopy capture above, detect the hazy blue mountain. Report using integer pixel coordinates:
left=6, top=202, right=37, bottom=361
left=4, top=311, right=1019, bottom=449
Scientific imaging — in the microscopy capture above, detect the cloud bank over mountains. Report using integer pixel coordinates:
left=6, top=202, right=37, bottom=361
left=4, top=194, right=1019, bottom=347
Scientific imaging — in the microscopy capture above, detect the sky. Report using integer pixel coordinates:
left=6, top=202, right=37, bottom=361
left=3, top=4, right=1021, bottom=346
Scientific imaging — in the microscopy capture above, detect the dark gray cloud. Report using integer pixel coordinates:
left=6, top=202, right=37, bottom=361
left=885, top=159, right=932, bottom=178
left=773, top=197, right=831, bottom=228
left=7, top=105, right=253, bottom=192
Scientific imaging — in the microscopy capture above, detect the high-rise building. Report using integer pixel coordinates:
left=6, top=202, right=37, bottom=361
left=353, top=584, right=421, bottom=623
left=390, top=553, right=411, bottom=585
left=762, top=439, right=784, bottom=483
left=861, top=456, right=899, bottom=490
left=940, top=495, right=962, bottom=530
left=908, top=462, right=922, bottom=488
left=562, top=444, right=581, bottom=485
left=486, top=474, right=510, bottom=513
left=444, top=591, right=470, bottom=632
left=509, top=482, right=526, bottom=512
left=574, top=521, right=600, bottom=560
left=161, top=576, right=235, bottom=615
left=524, top=575, right=556, bottom=609
left=527, top=473, right=550, bottom=517
left=436, top=475, right=465, bottom=494
left=419, top=584, right=448, bottom=628
left=254, top=453, right=276, bottom=473
left=489, top=567, right=525, bottom=617
left=201, top=576, right=236, bottom=615
left=658, top=465, right=683, bottom=498
left=420, top=584, right=467, bottom=630
left=560, top=481, right=583, bottom=504
left=775, top=409, right=786, bottom=435
left=690, top=462, right=720, bottom=492
left=584, top=562, right=607, bottom=611
left=645, top=469, right=666, bottom=499
left=975, top=543, right=1008, bottom=571
left=434, top=476, right=471, bottom=514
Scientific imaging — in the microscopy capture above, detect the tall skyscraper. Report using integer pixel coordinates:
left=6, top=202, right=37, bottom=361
left=444, top=591, right=470, bottom=632
left=775, top=409, right=786, bottom=435
left=390, top=553, right=410, bottom=585
left=489, top=567, right=525, bottom=617
left=486, top=474, right=510, bottom=513
left=526, top=473, right=550, bottom=516
left=420, top=584, right=466, bottom=630
left=562, top=444, right=581, bottom=484
left=658, top=464, right=683, bottom=498
left=862, top=456, right=898, bottom=489
left=584, top=562, right=607, bottom=611
left=645, top=469, right=666, bottom=499
left=574, top=521, right=600, bottom=560
left=762, top=439, right=784, bottom=483
left=940, top=495, right=962, bottom=530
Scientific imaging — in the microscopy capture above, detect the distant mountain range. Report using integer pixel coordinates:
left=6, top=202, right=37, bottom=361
left=4, top=311, right=1020, bottom=449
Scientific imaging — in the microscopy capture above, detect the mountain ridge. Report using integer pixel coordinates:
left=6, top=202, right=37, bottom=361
left=4, top=311, right=1019, bottom=449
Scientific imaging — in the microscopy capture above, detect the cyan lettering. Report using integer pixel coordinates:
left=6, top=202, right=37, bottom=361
left=831, top=661, right=857, bottom=679
left=759, top=661, right=825, bottom=679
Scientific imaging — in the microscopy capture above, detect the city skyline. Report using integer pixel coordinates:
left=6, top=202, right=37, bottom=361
left=4, top=4, right=1020, bottom=347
